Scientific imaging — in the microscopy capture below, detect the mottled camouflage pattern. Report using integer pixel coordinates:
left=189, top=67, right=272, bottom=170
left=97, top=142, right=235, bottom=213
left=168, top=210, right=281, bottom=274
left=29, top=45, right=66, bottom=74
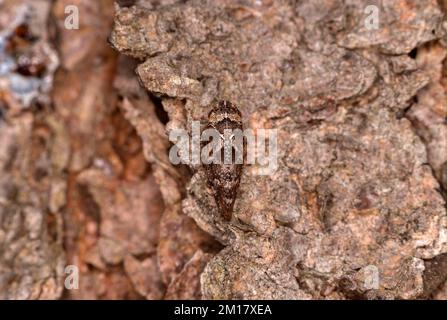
left=204, top=101, right=243, bottom=221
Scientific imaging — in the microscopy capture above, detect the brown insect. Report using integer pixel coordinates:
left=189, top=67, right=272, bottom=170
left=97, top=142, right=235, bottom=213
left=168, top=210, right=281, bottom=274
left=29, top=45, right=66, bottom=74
left=204, top=100, right=243, bottom=221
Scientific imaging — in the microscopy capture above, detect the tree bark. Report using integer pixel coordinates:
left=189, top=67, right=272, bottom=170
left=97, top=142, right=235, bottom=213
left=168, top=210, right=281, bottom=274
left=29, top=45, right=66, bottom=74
left=1, top=0, right=447, bottom=300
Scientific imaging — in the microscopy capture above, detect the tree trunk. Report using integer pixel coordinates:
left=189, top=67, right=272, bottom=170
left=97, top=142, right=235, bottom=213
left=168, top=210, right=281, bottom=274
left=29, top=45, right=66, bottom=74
left=1, top=0, right=447, bottom=300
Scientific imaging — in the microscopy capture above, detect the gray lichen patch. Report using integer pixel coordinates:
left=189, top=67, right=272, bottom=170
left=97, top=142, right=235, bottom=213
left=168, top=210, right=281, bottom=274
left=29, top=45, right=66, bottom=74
left=0, top=0, right=58, bottom=110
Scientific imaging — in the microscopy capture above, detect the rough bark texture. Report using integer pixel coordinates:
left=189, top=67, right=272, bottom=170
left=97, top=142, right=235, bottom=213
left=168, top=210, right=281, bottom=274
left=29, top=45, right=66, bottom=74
left=1, top=0, right=447, bottom=300
left=110, top=0, right=447, bottom=300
